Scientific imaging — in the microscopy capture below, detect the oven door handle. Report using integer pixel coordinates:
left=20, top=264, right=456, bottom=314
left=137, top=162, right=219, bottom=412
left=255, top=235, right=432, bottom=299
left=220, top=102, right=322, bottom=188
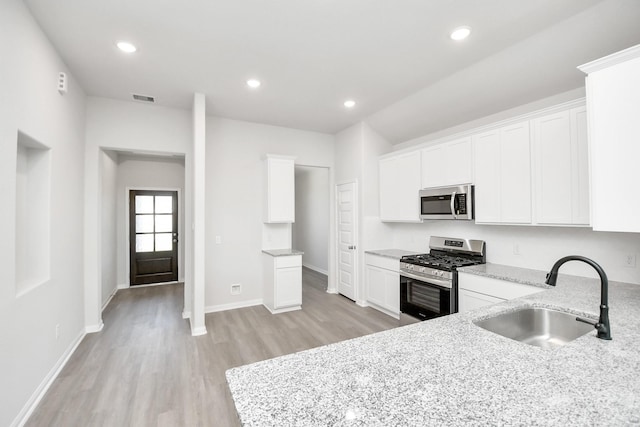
left=450, top=191, right=457, bottom=219
left=400, top=272, right=453, bottom=289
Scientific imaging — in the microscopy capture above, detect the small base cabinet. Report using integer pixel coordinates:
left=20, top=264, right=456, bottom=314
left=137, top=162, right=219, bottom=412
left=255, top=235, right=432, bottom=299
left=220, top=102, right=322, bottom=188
left=263, top=253, right=302, bottom=314
left=365, top=254, right=400, bottom=318
left=458, top=272, right=544, bottom=314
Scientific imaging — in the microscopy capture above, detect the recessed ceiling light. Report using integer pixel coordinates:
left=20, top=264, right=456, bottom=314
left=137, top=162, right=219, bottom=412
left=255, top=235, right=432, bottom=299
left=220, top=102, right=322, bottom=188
left=247, top=79, right=261, bottom=89
left=344, top=100, right=356, bottom=108
left=450, top=26, right=471, bottom=41
left=117, top=41, right=137, bottom=53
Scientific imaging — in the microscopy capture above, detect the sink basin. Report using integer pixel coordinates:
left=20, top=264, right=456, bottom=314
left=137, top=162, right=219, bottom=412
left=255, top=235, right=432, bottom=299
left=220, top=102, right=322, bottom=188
left=474, top=307, right=594, bottom=348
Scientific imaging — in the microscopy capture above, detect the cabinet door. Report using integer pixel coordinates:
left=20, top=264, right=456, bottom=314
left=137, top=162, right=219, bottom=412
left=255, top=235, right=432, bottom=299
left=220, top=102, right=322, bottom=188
left=266, top=157, right=295, bottom=223
left=500, top=122, right=532, bottom=224
left=384, top=269, right=400, bottom=314
left=421, top=145, right=445, bottom=188
left=445, top=137, right=473, bottom=185
left=275, top=266, right=301, bottom=309
left=379, top=151, right=422, bottom=222
left=570, top=107, right=590, bottom=225
left=365, top=265, right=387, bottom=308
left=473, top=130, right=501, bottom=223
left=458, top=289, right=504, bottom=314
left=534, top=111, right=573, bottom=224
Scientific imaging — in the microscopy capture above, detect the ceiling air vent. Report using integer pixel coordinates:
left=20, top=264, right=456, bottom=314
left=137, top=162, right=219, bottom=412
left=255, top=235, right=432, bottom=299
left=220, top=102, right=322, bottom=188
left=132, top=94, right=155, bottom=103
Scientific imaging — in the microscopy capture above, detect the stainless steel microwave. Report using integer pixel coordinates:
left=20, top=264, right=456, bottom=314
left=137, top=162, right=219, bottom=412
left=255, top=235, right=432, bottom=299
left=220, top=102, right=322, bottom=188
left=419, top=185, right=474, bottom=220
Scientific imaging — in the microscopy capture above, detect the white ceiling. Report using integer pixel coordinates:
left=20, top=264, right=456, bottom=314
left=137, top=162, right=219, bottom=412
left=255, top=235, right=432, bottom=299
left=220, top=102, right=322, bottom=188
left=25, top=0, right=640, bottom=143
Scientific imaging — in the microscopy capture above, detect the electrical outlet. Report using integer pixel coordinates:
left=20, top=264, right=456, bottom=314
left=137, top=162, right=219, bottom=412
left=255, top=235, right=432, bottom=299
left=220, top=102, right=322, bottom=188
left=624, top=253, right=636, bottom=268
left=231, top=284, right=241, bottom=295
left=55, top=324, right=60, bottom=340
left=513, top=243, right=521, bottom=256
left=215, top=235, right=222, bottom=244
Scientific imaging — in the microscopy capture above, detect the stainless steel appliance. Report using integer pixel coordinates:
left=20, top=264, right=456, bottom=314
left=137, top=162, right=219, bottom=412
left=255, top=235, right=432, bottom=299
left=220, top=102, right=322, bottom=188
left=419, top=184, right=474, bottom=220
left=400, top=236, right=486, bottom=320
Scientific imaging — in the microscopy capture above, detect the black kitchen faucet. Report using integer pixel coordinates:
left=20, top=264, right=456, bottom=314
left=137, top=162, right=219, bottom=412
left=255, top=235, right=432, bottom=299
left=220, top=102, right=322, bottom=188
left=545, top=255, right=612, bottom=340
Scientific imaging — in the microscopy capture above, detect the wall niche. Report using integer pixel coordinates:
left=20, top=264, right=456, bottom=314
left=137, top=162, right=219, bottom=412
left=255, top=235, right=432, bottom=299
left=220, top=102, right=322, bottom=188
left=15, top=131, right=51, bottom=296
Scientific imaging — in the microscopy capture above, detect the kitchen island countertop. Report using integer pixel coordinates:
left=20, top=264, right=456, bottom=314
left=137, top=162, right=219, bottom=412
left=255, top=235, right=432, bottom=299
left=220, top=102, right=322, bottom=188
left=227, top=268, right=640, bottom=426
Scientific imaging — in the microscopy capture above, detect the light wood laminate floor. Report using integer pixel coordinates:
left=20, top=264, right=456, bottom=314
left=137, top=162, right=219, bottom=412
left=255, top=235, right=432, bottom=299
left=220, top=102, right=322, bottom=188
left=26, top=268, right=417, bottom=426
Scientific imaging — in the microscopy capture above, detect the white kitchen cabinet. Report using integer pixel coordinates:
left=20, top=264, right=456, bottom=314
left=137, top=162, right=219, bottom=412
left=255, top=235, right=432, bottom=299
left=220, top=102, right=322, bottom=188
left=379, top=151, right=422, bottom=222
left=264, top=155, right=295, bottom=223
left=263, top=253, right=302, bottom=314
left=532, top=107, right=589, bottom=226
left=458, top=288, right=504, bottom=313
left=364, top=254, right=400, bottom=318
left=579, top=45, right=640, bottom=232
left=473, top=121, right=531, bottom=224
left=421, top=137, right=473, bottom=188
left=458, top=272, right=544, bottom=314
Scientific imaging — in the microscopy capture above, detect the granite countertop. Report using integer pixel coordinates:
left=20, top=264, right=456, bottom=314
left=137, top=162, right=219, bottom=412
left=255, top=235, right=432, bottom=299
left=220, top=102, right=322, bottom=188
left=262, top=249, right=304, bottom=257
left=365, top=249, right=420, bottom=260
left=459, top=262, right=555, bottom=289
left=227, top=271, right=640, bottom=426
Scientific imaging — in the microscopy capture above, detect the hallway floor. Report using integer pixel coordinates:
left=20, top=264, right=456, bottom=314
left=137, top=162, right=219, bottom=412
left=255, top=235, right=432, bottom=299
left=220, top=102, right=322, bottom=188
left=27, top=268, right=416, bottom=426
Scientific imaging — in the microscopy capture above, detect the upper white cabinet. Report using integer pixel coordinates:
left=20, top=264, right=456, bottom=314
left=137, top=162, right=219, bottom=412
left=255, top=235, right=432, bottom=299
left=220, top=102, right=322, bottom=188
left=532, top=107, right=589, bottom=226
left=421, top=137, right=473, bottom=188
left=264, top=155, right=295, bottom=223
left=579, top=45, right=640, bottom=232
left=379, top=151, right=422, bottom=222
left=473, top=121, right=532, bottom=224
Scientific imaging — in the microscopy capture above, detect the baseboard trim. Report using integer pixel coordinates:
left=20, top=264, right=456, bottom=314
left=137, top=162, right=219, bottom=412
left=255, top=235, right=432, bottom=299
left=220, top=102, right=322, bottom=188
left=101, top=288, right=118, bottom=312
left=11, top=329, right=85, bottom=427
left=366, top=301, right=400, bottom=320
left=302, top=263, right=328, bottom=276
left=204, top=299, right=263, bottom=314
left=117, top=283, right=129, bottom=290
left=190, top=325, right=207, bottom=336
left=263, top=304, right=301, bottom=314
left=85, top=322, right=104, bottom=334
left=356, top=300, right=369, bottom=308
left=182, top=310, right=191, bottom=319
left=326, top=288, right=338, bottom=294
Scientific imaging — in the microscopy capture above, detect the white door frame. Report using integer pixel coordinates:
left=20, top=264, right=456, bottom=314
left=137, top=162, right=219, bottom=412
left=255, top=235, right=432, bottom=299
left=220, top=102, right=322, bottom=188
left=335, top=180, right=358, bottom=302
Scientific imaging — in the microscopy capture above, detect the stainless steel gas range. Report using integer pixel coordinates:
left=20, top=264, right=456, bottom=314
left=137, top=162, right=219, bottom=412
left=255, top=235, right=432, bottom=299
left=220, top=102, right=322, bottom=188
left=400, top=236, right=486, bottom=321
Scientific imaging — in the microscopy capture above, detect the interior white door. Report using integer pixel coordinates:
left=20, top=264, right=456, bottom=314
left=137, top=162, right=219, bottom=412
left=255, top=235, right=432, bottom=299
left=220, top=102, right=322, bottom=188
left=337, top=182, right=357, bottom=301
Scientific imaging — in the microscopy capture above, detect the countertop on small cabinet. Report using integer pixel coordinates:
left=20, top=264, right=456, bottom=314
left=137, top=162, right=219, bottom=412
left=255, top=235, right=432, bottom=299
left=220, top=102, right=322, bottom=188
left=227, top=263, right=640, bottom=426
left=364, top=249, right=419, bottom=260
left=459, top=262, right=555, bottom=289
left=262, top=249, right=304, bottom=257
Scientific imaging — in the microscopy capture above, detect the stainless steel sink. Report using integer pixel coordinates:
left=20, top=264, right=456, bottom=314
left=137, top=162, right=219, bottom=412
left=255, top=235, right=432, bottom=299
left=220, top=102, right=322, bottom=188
left=474, top=307, right=594, bottom=348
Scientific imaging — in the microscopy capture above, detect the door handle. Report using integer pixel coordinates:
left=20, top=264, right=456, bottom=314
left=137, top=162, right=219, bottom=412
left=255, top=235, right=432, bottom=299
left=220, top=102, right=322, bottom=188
left=348, top=245, right=356, bottom=250
left=450, top=191, right=457, bottom=219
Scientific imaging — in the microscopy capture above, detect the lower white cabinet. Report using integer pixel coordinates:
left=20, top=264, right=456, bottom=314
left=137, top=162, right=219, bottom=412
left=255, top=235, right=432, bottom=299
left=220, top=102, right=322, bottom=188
left=365, top=254, right=400, bottom=318
left=263, top=253, right=302, bottom=314
left=457, top=272, right=544, bottom=314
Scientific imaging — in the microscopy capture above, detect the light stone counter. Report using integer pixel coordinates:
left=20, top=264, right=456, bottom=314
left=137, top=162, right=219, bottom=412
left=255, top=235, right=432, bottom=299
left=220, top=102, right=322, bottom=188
left=261, top=249, right=304, bottom=257
left=459, top=262, right=555, bottom=289
left=227, top=269, right=640, bottom=426
left=364, top=249, right=420, bottom=260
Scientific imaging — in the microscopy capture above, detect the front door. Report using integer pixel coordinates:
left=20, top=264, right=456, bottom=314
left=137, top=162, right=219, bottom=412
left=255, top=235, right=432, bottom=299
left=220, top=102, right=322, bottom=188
left=337, top=182, right=357, bottom=301
left=129, top=190, right=178, bottom=285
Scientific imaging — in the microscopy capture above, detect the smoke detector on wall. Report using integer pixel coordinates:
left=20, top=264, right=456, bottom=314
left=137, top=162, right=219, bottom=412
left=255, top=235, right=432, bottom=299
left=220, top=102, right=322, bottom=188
left=132, top=94, right=155, bottom=103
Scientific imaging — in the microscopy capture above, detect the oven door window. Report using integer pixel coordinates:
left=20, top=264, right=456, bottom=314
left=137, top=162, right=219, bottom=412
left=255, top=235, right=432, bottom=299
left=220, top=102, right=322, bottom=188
left=401, top=277, right=453, bottom=320
left=421, top=195, right=452, bottom=215
left=408, top=281, right=443, bottom=313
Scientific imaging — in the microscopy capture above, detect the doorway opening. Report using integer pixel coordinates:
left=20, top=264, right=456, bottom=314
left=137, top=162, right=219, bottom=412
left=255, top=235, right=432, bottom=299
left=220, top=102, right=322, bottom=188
left=129, top=190, right=179, bottom=285
left=292, top=165, right=330, bottom=294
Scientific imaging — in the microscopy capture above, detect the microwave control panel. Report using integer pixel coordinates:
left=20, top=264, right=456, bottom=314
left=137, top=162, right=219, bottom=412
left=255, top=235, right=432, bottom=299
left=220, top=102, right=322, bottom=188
left=455, top=194, right=467, bottom=214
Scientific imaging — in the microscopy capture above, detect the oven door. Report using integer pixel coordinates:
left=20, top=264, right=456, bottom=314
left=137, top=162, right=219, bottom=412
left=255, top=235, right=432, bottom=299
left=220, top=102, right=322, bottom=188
left=400, top=273, right=456, bottom=320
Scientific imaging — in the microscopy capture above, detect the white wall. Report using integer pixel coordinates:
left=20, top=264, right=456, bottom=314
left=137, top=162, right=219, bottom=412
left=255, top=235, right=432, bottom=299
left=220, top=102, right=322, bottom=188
left=293, top=166, right=329, bottom=274
left=101, top=150, right=118, bottom=306
left=115, top=155, right=186, bottom=287
left=84, top=97, right=192, bottom=330
left=205, top=117, right=335, bottom=310
left=390, top=222, right=640, bottom=285
left=0, top=1, right=87, bottom=425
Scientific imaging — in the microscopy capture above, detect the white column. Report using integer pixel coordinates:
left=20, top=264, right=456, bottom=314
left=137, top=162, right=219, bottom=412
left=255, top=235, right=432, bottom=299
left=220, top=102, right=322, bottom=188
left=190, top=93, right=207, bottom=336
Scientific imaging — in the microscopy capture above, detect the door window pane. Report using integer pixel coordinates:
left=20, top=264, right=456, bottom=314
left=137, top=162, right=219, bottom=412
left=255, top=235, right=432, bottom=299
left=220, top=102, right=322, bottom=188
left=136, top=234, right=154, bottom=252
left=155, top=196, right=173, bottom=214
left=135, top=196, right=154, bottom=214
left=155, top=233, right=173, bottom=251
left=155, top=215, right=172, bottom=232
left=136, top=215, right=154, bottom=233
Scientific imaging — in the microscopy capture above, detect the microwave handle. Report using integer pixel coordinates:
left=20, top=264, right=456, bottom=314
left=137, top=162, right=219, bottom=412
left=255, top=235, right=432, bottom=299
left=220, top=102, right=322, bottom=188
left=450, top=191, right=457, bottom=219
